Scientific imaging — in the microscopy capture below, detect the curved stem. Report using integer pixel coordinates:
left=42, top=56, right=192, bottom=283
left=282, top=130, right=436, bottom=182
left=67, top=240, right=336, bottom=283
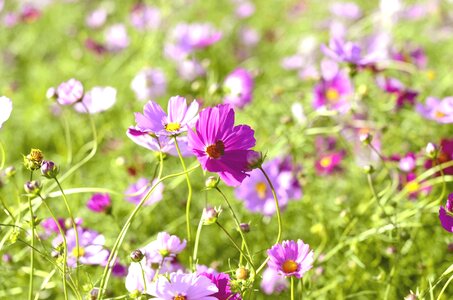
left=259, top=167, right=283, bottom=245
left=437, top=273, right=453, bottom=300
left=173, top=137, right=193, bottom=244
left=216, top=222, right=254, bottom=269
left=54, top=177, right=80, bottom=286
left=192, top=216, right=204, bottom=269
left=97, top=164, right=199, bottom=299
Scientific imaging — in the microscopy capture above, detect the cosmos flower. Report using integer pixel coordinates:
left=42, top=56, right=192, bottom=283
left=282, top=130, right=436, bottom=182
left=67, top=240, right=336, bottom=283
left=125, top=256, right=156, bottom=294
left=0, top=96, right=12, bottom=128
left=105, top=23, right=129, bottom=52
left=222, top=68, right=254, bottom=109
left=150, top=272, right=218, bottom=300
left=200, top=272, right=241, bottom=300
left=315, top=152, right=344, bottom=175
left=260, top=267, right=289, bottom=295
left=86, top=193, right=111, bottom=213
left=124, top=177, right=164, bottom=206
left=416, top=97, right=453, bottom=124
left=187, top=104, right=256, bottom=186
left=177, top=58, right=206, bottom=82
left=40, top=217, right=66, bottom=238
left=165, top=23, right=222, bottom=61
left=127, top=128, right=193, bottom=156
left=130, top=3, right=161, bottom=31
left=439, top=193, right=453, bottom=233
left=134, top=96, right=199, bottom=136
left=391, top=46, right=427, bottom=69
left=267, top=240, right=314, bottom=278
left=144, top=232, right=187, bottom=257
left=425, top=138, right=453, bottom=175
left=235, top=156, right=301, bottom=216
left=376, top=76, right=418, bottom=108
left=330, top=2, right=362, bottom=20
left=131, top=68, right=167, bottom=101
left=74, top=86, right=117, bottom=114
left=56, top=79, right=84, bottom=105
left=52, top=226, right=109, bottom=268
left=313, top=60, right=353, bottom=113
left=85, top=8, right=107, bottom=29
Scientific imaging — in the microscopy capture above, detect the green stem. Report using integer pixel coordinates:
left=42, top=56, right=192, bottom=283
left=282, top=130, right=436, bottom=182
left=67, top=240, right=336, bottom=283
left=437, top=273, right=453, bottom=300
left=97, top=164, right=199, bottom=299
left=291, top=277, right=295, bottom=300
left=54, top=177, right=80, bottom=286
left=215, top=187, right=254, bottom=270
left=40, top=196, right=68, bottom=300
left=367, top=174, right=395, bottom=228
left=192, top=216, right=204, bottom=269
left=27, top=194, right=35, bottom=300
left=216, top=222, right=254, bottom=269
left=173, top=137, right=193, bottom=244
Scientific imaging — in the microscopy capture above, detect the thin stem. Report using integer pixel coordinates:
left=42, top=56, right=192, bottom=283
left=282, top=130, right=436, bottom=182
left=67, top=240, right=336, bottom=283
left=139, top=263, right=148, bottom=291
left=97, top=164, right=199, bottom=299
left=290, top=277, right=295, bottom=300
left=173, top=137, right=193, bottom=244
left=437, top=273, right=453, bottom=300
left=54, top=177, right=80, bottom=285
left=258, top=167, right=282, bottom=244
left=192, top=216, right=204, bottom=269
left=216, top=222, right=254, bottom=269
left=215, top=187, right=254, bottom=269
left=27, top=194, right=35, bottom=300
left=40, top=196, right=68, bottom=300
left=367, top=174, right=395, bottom=228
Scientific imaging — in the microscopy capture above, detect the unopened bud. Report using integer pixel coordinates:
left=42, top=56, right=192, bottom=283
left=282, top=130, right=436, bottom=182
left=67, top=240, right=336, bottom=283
left=46, top=87, right=57, bottom=100
left=359, top=132, right=373, bottom=146
left=24, top=148, right=44, bottom=171
left=4, top=166, right=16, bottom=178
left=239, top=223, right=250, bottom=233
left=41, top=160, right=59, bottom=178
left=24, top=180, right=41, bottom=195
left=130, top=249, right=144, bottom=262
left=205, top=176, right=220, bottom=190
left=425, top=142, right=438, bottom=159
left=246, top=151, right=263, bottom=170
left=90, top=288, right=100, bottom=300
left=363, top=165, right=374, bottom=174
left=235, top=267, right=249, bottom=280
left=202, top=206, right=221, bottom=225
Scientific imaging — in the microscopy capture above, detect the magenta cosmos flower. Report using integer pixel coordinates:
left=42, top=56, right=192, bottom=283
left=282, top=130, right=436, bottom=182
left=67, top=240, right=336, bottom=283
left=56, top=79, right=84, bottom=105
left=200, top=272, right=241, bottom=300
left=52, top=226, right=109, bottom=267
left=0, top=96, right=12, bottom=128
left=416, top=97, right=453, bottom=124
left=135, top=96, right=199, bottom=136
left=267, top=240, right=314, bottom=278
left=235, top=156, right=302, bottom=216
left=376, top=76, right=418, bottom=108
left=439, top=193, right=453, bottom=233
left=425, top=138, right=453, bottom=176
left=86, top=193, right=111, bottom=213
left=188, top=104, right=256, bottom=186
left=315, top=152, right=344, bottom=175
left=223, top=68, right=254, bottom=109
left=151, top=272, right=218, bottom=300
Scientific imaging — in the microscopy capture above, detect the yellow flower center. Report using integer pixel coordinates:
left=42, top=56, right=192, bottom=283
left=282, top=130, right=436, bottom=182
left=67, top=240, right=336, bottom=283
left=255, top=182, right=267, bottom=199
left=426, top=70, right=436, bottom=81
left=435, top=110, right=446, bottom=119
left=165, top=122, right=181, bottom=132
left=282, top=259, right=298, bottom=274
left=205, top=140, right=225, bottom=159
left=325, top=88, right=340, bottom=102
left=320, top=156, right=332, bottom=168
left=406, top=181, right=419, bottom=193
left=173, top=294, right=187, bottom=300
left=72, top=247, right=85, bottom=258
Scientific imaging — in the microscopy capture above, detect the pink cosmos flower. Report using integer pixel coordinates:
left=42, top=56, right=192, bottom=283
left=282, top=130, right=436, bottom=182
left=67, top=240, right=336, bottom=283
left=315, top=152, right=344, bottom=175
left=127, top=128, right=192, bottom=156
left=125, top=177, right=164, bottom=206
left=130, top=3, right=161, bottom=31
left=439, top=193, right=453, bottom=233
left=0, top=96, right=12, bottom=128
left=416, top=97, right=453, bottom=124
left=56, top=79, right=84, bottom=105
left=86, top=193, right=111, bottom=213
left=85, top=8, right=107, bottom=29
left=74, top=86, right=116, bottom=114
left=150, top=272, right=218, bottom=300
left=260, top=267, right=289, bottom=295
left=131, top=68, right=167, bottom=101
left=134, top=96, right=199, bottom=136
left=223, top=68, right=254, bottom=109
left=144, top=232, right=187, bottom=257
left=200, top=272, right=241, bottom=300
left=187, top=104, right=256, bottom=186
left=267, top=240, right=314, bottom=278
left=105, top=23, right=129, bottom=52
left=376, top=76, right=418, bottom=108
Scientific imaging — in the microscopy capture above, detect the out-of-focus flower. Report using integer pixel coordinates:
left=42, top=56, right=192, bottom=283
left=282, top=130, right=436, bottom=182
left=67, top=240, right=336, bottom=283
left=56, top=79, right=84, bottom=106
left=85, top=38, right=107, bottom=55
left=376, top=76, right=418, bottom=108
left=232, top=0, right=255, bottom=19
left=112, top=262, right=128, bottom=277
left=425, top=138, right=453, bottom=175
left=127, top=128, right=192, bottom=156
left=177, top=58, right=206, bottom=82
left=150, top=272, right=218, bottom=300
left=144, top=232, right=186, bottom=257
left=223, top=68, right=254, bottom=109
left=165, top=23, right=222, bottom=61
left=86, top=193, right=111, bottom=213
left=41, top=217, right=66, bottom=237
left=260, top=267, right=289, bottom=295
left=52, top=226, right=109, bottom=267
left=188, top=104, right=256, bottom=186
left=105, top=23, right=129, bottom=52
left=134, top=96, right=199, bottom=136
left=267, top=240, right=314, bottom=278
left=330, top=2, right=362, bottom=20
left=131, top=68, right=167, bottom=101
left=313, top=60, right=353, bottom=113
left=130, top=3, right=160, bottom=31
left=235, top=156, right=301, bottom=216
left=86, top=8, right=107, bottom=29
left=391, top=46, right=427, bottom=69
left=125, top=256, right=155, bottom=294
left=439, top=193, right=453, bottom=233
left=398, top=153, right=416, bottom=173
left=0, top=96, right=12, bottom=129
left=125, top=177, right=164, bottom=206
left=416, top=97, right=453, bottom=124
left=201, top=272, right=241, bottom=300
left=315, top=152, right=344, bottom=175
left=74, top=86, right=116, bottom=114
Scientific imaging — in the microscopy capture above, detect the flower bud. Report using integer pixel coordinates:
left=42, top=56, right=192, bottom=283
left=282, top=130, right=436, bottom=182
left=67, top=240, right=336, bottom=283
left=239, top=223, right=250, bottom=233
left=235, top=267, right=249, bottom=280
left=90, top=288, right=100, bottom=300
left=24, top=180, right=42, bottom=195
left=23, top=148, right=43, bottom=171
left=425, top=142, right=438, bottom=159
left=46, top=87, right=57, bottom=100
left=41, top=160, right=59, bottom=179
left=359, top=132, right=373, bottom=146
left=4, top=166, right=16, bottom=178
left=202, top=206, right=221, bottom=225
left=130, top=249, right=144, bottom=262
left=246, top=151, right=263, bottom=170
left=363, top=165, right=374, bottom=174
left=205, top=176, right=220, bottom=190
